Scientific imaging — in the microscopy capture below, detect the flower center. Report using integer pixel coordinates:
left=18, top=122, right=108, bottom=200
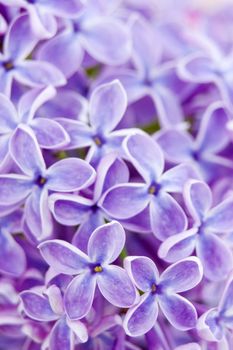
left=3, top=60, right=14, bottom=71
left=93, top=265, right=103, bottom=273
left=93, top=135, right=105, bottom=147
left=148, top=183, right=159, bottom=195
left=36, top=175, right=47, bottom=187
left=151, top=283, right=157, bottom=294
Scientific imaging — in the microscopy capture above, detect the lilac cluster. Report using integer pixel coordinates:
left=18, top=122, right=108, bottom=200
left=1, top=1, right=233, bottom=350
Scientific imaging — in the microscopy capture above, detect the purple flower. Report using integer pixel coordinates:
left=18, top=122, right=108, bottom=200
left=1, top=0, right=83, bottom=39
left=123, top=256, right=203, bottom=336
left=39, top=221, right=138, bottom=320
left=37, top=7, right=131, bottom=78
left=156, top=102, right=232, bottom=181
left=100, top=132, right=198, bottom=240
left=0, top=86, right=70, bottom=170
left=159, top=180, right=233, bottom=281
left=0, top=124, right=95, bottom=240
left=49, top=153, right=130, bottom=253
left=0, top=13, right=65, bottom=97
left=20, top=285, right=88, bottom=349
left=197, top=272, right=233, bottom=347
left=56, top=80, right=135, bottom=166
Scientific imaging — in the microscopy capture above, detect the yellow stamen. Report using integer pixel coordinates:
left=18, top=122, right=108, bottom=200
left=148, top=185, right=156, bottom=194
left=4, top=61, right=14, bottom=70
left=39, top=177, right=47, bottom=185
left=151, top=284, right=157, bottom=293
left=94, top=137, right=102, bottom=146
left=94, top=265, right=103, bottom=273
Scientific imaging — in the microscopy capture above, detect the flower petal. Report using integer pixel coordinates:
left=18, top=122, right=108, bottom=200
left=88, top=221, right=125, bottom=265
left=97, top=265, right=137, bottom=308
left=40, top=0, right=83, bottom=17
left=124, top=132, right=164, bottom=182
left=124, top=256, right=159, bottom=292
left=49, top=318, right=73, bottom=350
left=219, top=272, right=233, bottom=315
left=47, top=158, right=95, bottom=192
left=0, top=174, right=32, bottom=205
left=160, top=257, right=203, bottom=293
left=30, top=118, right=70, bottom=149
left=0, top=93, right=18, bottom=133
left=150, top=192, right=187, bottom=241
left=205, top=196, right=233, bottom=233
left=158, top=293, right=197, bottom=330
left=197, top=233, right=233, bottom=281
left=89, top=80, right=127, bottom=134
left=10, top=124, right=46, bottom=177
left=66, top=318, right=88, bottom=343
left=49, top=194, right=92, bottom=226
left=158, top=228, right=197, bottom=262
left=56, top=119, right=93, bottom=149
left=123, top=293, right=158, bottom=337
left=197, top=308, right=224, bottom=342
left=100, top=183, right=149, bottom=219
left=39, top=239, right=89, bottom=275
left=64, top=273, right=96, bottom=320
left=184, top=180, right=212, bottom=224
left=20, top=291, right=57, bottom=321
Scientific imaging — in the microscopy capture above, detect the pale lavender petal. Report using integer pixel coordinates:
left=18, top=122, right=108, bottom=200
left=56, top=119, right=93, bottom=149
left=97, top=265, right=137, bottom=308
left=158, top=294, right=197, bottom=330
left=89, top=80, right=127, bottom=134
left=66, top=318, right=88, bottom=343
left=49, top=318, right=72, bottom=350
left=205, top=196, right=233, bottom=233
left=178, top=53, right=215, bottom=83
left=155, top=129, right=193, bottom=164
left=160, top=257, right=203, bottom=293
left=30, top=118, right=70, bottom=149
left=197, top=309, right=224, bottom=342
left=124, top=256, right=159, bottom=292
left=150, top=192, right=187, bottom=241
left=39, top=0, right=83, bottom=17
left=4, top=13, right=37, bottom=60
left=184, top=180, right=212, bottom=224
left=100, top=183, right=149, bottom=219
left=219, top=273, right=233, bottom=315
left=197, top=233, right=233, bottom=281
left=46, top=158, right=95, bottom=192
left=0, top=229, right=26, bottom=276
left=124, top=293, right=158, bottom=337
left=88, top=221, right=125, bottom=264
left=161, top=163, right=200, bottom=193
left=10, top=124, right=46, bottom=176
left=49, top=194, right=92, bottom=226
left=20, top=291, right=57, bottom=321
left=64, top=273, right=96, bottom=320
left=15, top=60, right=66, bottom=88
left=158, top=228, right=197, bottom=262
left=81, top=18, right=131, bottom=65
left=37, top=31, right=83, bottom=78
left=39, top=239, right=89, bottom=275
left=124, top=132, right=164, bottom=182
left=0, top=175, right=32, bottom=205
left=0, top=93, right=18, bottom=133
left=196, top=102, right=230, bottom=154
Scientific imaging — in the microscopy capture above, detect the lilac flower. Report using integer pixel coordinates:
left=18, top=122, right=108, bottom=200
left=56, top=80, right=135, bottom=166
left=197, top=272, right=233, bottom=348
left=100, top=15, right=185, bottom=128
left=0, top=13, right=65, bottom=97
left=0, top=125, right=95, bottom=240
left=178, top=33, right=233, bottom=108
left=0, top=210, right=26, bottom=277
left=123, top=256, right=203, bottom=336
left=49, top=153, right=130, bottom=253
left=0, top=0, right=83, bottom=39
left=100, top=132, right=198, bottom=240
left=37, top=7, right=131, bottom=78
left=0, top=86, right=70, bottom=170
left=155, top=102, right=232, bottom=181
left=159, top=180, right=233, bottom=281
left=20, top=285, right=88, bottom=349
left=39, top=221, right=138, bottom=320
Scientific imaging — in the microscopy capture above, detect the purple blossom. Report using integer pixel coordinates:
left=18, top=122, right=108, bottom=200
left=0, top=125, right=95, bottom=240
left=159, top=180, right=233, bottom=281
left=39, top=221, right=138, bottom=319
left=100, top=132, right=199, bottom=240
left=123, top=256, right=203, bottom=336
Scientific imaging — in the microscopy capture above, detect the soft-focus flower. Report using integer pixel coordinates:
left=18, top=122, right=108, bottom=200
left=39, top=221, right=138, bottom=320
left=123, top=256, right=203, bottom=336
